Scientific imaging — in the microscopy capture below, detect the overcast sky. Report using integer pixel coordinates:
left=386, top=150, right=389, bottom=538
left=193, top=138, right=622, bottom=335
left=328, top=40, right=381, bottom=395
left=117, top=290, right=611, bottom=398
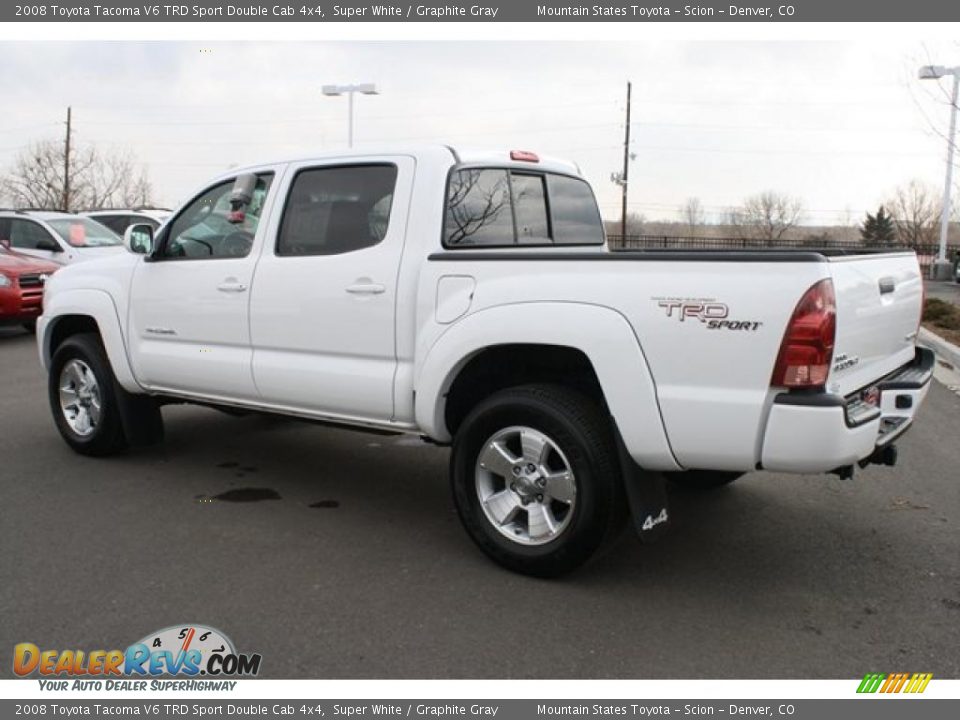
left=1, top=40, right=957, bottom=225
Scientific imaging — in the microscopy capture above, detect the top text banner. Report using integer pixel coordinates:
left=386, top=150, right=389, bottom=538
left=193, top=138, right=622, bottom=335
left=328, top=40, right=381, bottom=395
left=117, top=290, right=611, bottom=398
left=5, top=0, right=960, bottom=22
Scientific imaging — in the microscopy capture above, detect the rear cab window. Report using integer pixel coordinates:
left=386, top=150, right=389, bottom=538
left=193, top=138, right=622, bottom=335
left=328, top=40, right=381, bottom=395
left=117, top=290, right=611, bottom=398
left=444, top=167, right=604, bottom=248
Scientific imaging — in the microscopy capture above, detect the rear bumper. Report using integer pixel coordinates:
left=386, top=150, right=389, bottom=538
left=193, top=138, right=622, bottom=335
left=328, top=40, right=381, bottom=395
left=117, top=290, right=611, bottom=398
left=760, top=347, right=934, bottom=474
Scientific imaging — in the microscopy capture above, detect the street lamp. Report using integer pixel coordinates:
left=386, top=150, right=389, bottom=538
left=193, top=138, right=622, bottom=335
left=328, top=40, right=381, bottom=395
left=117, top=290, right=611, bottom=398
left=321, top=83, right=379, bottom=148
left=919, top=64, right=960, bottom=280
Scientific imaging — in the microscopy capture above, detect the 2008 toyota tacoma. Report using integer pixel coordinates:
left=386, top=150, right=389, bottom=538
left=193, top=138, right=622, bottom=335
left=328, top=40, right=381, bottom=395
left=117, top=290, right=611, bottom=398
left=37, top=145, right=933, bottom=576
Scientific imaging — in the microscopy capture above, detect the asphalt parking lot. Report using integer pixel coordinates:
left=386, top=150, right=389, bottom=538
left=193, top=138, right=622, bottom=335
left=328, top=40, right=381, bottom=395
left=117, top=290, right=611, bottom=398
left=1, top=326, right=959, bottom=680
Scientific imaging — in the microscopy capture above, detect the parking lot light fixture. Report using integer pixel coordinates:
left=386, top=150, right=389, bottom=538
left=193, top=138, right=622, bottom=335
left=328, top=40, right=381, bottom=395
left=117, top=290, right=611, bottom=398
left=918, top=64, right=960, bottom=280
left=321, top=82, right=379, bottom=148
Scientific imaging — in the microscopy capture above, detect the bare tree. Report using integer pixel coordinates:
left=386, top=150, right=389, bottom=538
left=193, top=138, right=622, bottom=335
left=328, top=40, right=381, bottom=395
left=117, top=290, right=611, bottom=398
left=681, top=197, right=705, bottom=233
left=624, top=211, right=646, bottom=236
left=0, top=138, right=154, bottom=211
left=886, top=179, right=941, bottom=248
left=83, top=150, right=154, bottom=209
left=730, top=191, right=803, bottom=244
left=445, top=169, right=508, bottom=245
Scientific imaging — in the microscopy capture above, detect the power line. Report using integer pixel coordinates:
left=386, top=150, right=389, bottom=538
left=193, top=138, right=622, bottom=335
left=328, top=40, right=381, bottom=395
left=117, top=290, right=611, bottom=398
left=0, top=122, right=60, bottom=134
left=69, top=98, right=621, bottom=128
left=630, top=120, right=930, bottom=134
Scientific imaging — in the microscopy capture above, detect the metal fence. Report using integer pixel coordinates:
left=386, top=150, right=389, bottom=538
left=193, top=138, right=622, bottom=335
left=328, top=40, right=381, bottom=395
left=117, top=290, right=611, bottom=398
left=607, top=234, right=960, bottom=275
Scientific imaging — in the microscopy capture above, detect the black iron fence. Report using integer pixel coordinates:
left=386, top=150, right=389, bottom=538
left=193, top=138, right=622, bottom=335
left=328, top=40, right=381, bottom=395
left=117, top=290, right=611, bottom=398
left=607, top=234, right=960, bottom=275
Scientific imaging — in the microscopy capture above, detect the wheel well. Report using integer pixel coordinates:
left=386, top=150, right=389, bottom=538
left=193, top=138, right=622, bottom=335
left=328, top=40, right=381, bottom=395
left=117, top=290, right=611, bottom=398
left=444, top=344, right=608, bottom=436
left=47, top=315, right=100, bottom=360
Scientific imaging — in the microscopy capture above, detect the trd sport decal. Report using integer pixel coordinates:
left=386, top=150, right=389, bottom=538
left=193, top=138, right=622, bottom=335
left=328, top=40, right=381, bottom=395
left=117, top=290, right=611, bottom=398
left=653, top=297, right=763, bottom=332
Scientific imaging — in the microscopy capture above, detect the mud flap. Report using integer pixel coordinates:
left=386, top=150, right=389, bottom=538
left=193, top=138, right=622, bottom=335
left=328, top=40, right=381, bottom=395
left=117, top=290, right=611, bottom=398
left=114, top=383, right=164, bottom=448
left=614, top=426, right=671, bottom=542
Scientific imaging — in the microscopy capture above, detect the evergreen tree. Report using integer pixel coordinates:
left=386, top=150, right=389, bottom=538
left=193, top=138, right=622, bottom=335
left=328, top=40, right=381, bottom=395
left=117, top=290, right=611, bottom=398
left=860, top=206, right=897, bottom=246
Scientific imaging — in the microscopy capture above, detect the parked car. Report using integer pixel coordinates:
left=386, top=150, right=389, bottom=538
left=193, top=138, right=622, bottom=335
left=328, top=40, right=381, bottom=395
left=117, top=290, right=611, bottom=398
left=35, top=146, right=933, bottom=576
left=82, top=207, right=171, bottom=236
left=0, top=242, right=59, bottom=332
left=0, top=210, right=125, bottom=265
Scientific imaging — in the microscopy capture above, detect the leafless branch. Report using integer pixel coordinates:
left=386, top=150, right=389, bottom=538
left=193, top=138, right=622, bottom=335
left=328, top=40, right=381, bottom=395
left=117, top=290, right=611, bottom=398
left=0, top=138, right=154, bottom=211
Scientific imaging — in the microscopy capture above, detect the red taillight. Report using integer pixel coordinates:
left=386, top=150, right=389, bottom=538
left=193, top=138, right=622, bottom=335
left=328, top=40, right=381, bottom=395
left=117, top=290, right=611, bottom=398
left=771, top=278, right=837, bottom=389
left=510, top=150, right=539, bottom=163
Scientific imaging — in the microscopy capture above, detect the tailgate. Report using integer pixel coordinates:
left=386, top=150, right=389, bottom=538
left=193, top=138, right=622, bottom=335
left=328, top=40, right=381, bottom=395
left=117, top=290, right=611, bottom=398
left=827, top=252, right=923, bottom=396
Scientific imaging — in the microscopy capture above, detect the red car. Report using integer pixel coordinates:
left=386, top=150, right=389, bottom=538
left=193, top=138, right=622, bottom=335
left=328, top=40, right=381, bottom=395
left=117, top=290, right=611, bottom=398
left=0, top=241, right=60, bottom=332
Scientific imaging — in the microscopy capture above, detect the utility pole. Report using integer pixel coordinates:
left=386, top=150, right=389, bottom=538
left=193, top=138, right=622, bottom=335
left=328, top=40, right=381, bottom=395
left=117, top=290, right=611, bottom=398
left=620, top=81, right=632, bottom=240
left=62, top=106, right=72, bottom=212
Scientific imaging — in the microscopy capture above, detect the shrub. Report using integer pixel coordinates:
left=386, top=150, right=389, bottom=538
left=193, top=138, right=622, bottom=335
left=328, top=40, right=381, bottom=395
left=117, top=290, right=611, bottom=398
left=923, top=298, right=954, bottom=323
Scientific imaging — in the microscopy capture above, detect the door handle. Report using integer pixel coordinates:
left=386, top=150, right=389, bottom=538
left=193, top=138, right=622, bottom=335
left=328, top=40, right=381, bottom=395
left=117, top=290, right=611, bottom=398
left=217, top=281, right=247, bottom=293
left=346, top=282, right=386, bottom=295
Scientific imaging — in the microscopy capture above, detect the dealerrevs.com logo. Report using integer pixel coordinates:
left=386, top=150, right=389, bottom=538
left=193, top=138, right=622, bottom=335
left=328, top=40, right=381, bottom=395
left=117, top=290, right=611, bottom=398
left=856, top=672, right=933, bottom=694
left=14, top=625, right=261, bottom=687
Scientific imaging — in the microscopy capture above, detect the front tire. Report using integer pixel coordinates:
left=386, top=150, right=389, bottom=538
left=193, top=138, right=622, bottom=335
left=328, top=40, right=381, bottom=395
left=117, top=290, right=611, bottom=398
left=48, top=333, right=130, bottom=456
left=450, top=384, right=624, bottom=577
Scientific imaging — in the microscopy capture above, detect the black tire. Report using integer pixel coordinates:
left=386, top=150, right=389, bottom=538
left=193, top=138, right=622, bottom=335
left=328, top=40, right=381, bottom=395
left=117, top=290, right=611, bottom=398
left=450, top=384, right=625, bottom=578
left=48, top=333, right=131, bottom=456
left=21, top=320, right=37, bottom=334
left=666, top=470, right=743, bottom=491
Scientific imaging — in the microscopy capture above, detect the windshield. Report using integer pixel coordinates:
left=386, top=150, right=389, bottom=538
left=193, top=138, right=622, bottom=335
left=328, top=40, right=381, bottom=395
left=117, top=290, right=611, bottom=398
left=46, top=218, right=122, bottom=248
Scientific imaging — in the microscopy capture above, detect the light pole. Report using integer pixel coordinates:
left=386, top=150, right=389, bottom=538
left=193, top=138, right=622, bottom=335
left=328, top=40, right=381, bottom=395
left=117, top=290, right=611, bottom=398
left=919, top=64, right=960, bottom=280
left=321, top=83, right=379, bottom=148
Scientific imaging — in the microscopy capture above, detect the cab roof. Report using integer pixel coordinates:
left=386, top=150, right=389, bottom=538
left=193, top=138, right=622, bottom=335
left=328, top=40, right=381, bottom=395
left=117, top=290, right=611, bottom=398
left=222, top=144, right=582, bottom=179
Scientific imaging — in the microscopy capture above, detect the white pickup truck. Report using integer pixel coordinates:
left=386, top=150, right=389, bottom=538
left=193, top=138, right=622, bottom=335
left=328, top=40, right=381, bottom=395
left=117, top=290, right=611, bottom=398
left=37, top=145, right=933, bottom=576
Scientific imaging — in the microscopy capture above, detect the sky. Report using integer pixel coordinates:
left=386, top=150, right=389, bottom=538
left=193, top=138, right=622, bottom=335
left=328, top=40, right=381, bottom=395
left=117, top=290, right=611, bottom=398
left=0, top=40, right=957, bottom=225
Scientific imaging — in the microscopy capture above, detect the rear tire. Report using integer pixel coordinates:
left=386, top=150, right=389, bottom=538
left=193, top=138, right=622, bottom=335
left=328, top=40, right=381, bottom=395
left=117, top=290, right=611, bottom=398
left=450, top=384, right=625, bottom=577
left=48, top=333, right=160, bottom=457
left=667, top=470, right=743, bottom=491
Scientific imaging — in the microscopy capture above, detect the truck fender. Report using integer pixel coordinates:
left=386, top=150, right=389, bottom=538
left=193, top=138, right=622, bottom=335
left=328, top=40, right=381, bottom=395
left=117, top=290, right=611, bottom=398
left=40, top=289, right=142, bottom=395
left=415, top=302, right=681, bottom=472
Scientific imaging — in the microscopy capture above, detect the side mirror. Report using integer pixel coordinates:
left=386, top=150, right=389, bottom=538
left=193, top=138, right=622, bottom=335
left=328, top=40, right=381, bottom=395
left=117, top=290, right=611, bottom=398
left=123, top=223, right=154, bottom=255
left=36, top=238, right=62, bottom=253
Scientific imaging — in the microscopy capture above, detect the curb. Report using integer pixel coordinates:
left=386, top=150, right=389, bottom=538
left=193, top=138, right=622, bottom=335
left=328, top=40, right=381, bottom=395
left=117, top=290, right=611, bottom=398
left=919, top=326, right=960, bottom=371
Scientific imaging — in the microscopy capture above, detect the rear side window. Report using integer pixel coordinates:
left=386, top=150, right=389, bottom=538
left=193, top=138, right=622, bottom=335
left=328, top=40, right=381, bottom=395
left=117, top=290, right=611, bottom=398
left=444, top=168, right=603, bottom=247
left=548, top=174, right=605, bottom=245
left=277, top=164, right=398, bottom=257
